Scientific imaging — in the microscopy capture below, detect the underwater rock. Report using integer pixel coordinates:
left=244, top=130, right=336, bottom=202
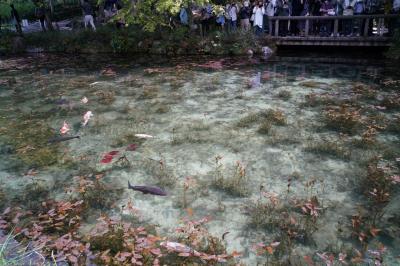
left=262, top=46, right=273, bottom=57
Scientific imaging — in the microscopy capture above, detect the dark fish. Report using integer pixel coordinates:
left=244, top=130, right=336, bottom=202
left=47, top=135, right=80, bottom=144
left=128, top=181, right=167, bottom=196
left=54, top=98, right=69, bottom=105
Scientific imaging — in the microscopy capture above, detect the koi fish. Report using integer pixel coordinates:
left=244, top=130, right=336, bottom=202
left=60, top=121, right=70, bottom=135
left=134, top=134, right=153, bottom=139
left=160, top=241, right=200, bottom=256
left=81, top=97, right=88, bottom=104
left=101, top=68, right=116, bottom=76
left=128, top=181, right=167, bottom=196
left=54, top=98, right=74, bottom=110
left=82, top=111, right=93, bottom=126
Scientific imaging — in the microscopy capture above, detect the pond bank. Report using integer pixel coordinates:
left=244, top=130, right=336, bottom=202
left=0, top=26, right=276, bottom=56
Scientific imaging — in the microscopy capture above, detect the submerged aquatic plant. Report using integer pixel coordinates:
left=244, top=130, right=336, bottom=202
left=19, top=179, right=50, bottom=211
left=277, top=90, right=292, bottom=101
left=257, top=120, right=272, bottom=135
left=144, top=157, right=177, bottom=187
left=95, top=90, right=116, bottom=105
left=71, top=174, right=122, bottom=210
left=381, top=96, right=400, bottom=110
left=87, top=216, right=162, bottom=265
left=304, top=139, right=351, bottom=160
left=138, top=86, right=159, bottom=100
left=166, top=217, right=237, bottom=265
left=302, top=93, right=335, bottom=108
left=181, top=176, right=198, bottom=209
left=1, top=117, right=59, bottom=168
left=352, top=83, right=378, bottom=100
left=212, top=158, right=249, bottom=197
left=260, top=109, right=287, bottom=126
left=247, top=179, right=325, bottom=260
left=324, top=104, right=363, bottom=134
left=235, top=112, right=260, bottom=128
left=236, top=109, right=287, bottom=131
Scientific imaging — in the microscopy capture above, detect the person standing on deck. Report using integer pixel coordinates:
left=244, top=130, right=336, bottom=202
left=277, top=0, right=291, bottom=36
left=342, top=4, right=354, bottom=35
left=180, top=5, right=189, bottom=25
left=253, top=1, right=265, bottom=36
left=392, top=0, right=400, bottom=35
left=319, top=0, right=334, bottom=36
left=298, top=0, right=310, bottom=36
left=82, top=0, right=96, bottom=31
left=310, top=0, right=322, bottom=35
left=265, top=0, right=276, bottom=35
left=239, top=1, right=252, bottom=31
left=394, top=0, right=400, bottom=11
left=353, top=0, right=365, bottom=36
left=216, top=6, right=226, bottom=30
left=291, top=0, right=304, bottom=35
left=229, top=2, right=239, bottom=32
left=225, top=3, right=232, bottom=33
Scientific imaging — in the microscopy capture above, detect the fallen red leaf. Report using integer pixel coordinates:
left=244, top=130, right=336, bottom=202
left=101, top=155, right=114, bottom=164
left=107, top=151, right=119, bottom=156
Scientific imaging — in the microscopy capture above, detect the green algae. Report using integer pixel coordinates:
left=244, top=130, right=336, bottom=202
left=1, top=116, right=59, bottom=168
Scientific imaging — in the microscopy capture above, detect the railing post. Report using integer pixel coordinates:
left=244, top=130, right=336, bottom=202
left=275, top=19, right=279, bottom=37
left=363, top=18, right=369, bottom=37
left=305, top=19, right=309, bottom=37
left=269, top=20, right=272, bottom=36
left=378, top=18, right=383, bottom=36
left=334, top=18, right=339, bottom=37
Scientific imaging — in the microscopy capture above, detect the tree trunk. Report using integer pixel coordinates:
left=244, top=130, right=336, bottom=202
left=45, top=11, right=54, bottom=30
left=49, top=0, right=54, bottom=14
left=15, top=21, right=23, bottom=36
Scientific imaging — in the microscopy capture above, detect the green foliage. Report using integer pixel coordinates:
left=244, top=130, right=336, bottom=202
left=118, top=0, right=209, bottom=32
left=0, top=0, right=35, bottom=20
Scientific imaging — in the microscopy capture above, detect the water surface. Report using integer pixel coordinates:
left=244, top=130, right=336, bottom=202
left=0, top=54, right=399, bottom=265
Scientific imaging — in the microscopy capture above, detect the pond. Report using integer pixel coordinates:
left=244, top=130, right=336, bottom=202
left=0, top=54, right=399, bottom=265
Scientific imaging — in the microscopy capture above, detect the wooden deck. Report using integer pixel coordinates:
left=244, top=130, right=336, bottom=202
left=269, top=36, right=392, bottom=46
left=267, top=14, right=399, bottom=47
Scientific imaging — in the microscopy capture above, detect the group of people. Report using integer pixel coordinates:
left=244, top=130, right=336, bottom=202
left=180, top=0, right=400, bottom=37
left=7, top=0, right=399, bottom=37
left=30, top=0, right=123, bottom=32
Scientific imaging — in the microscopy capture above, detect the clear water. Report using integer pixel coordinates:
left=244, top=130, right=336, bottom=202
left=0, top=54, right=399, bottom=265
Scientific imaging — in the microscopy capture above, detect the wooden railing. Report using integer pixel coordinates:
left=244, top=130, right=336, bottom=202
left=268, top=14, right=400, bottom=38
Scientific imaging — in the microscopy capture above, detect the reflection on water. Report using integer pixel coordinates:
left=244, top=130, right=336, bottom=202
left=0, top=54, right=399, bottom=265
